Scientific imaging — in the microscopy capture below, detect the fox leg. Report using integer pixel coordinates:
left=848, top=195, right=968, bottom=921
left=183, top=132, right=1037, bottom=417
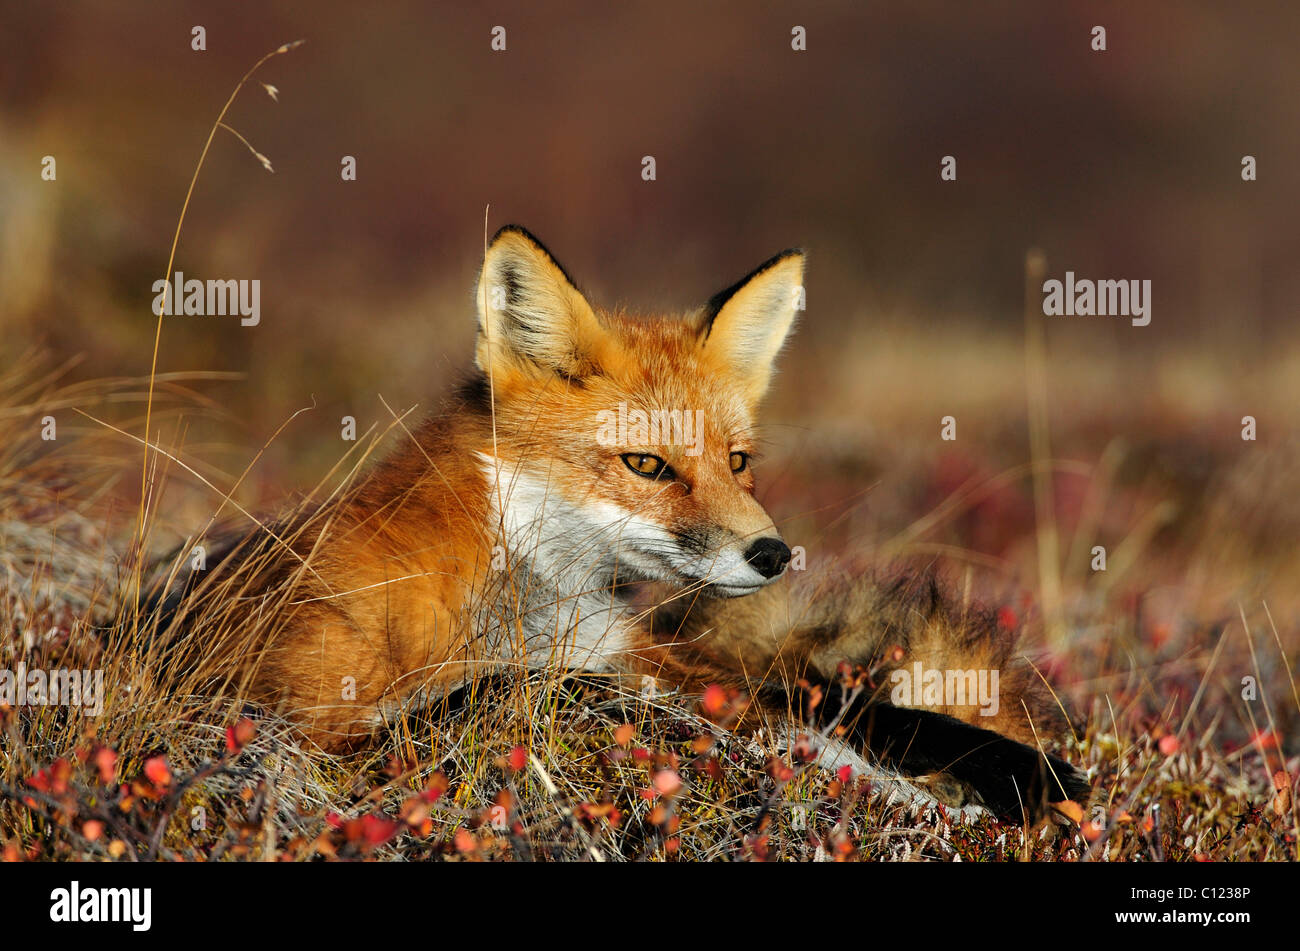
left=632, top=572, right=1090, bottom=821
left=628, top=646, right=1087, bottom=821
left=775, top=674, right=1089, bottom=820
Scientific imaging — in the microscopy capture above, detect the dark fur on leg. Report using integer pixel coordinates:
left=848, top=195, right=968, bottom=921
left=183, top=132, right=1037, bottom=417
left=787, top=676, right=1089, bottom=821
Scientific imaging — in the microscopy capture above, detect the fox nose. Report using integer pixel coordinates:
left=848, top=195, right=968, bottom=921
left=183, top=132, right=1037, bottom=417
left=745, top=538, right=791, bottom=579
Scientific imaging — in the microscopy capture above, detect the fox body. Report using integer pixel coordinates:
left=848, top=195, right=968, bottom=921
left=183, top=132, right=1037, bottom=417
left=166, top=227, right=1087, bottom=819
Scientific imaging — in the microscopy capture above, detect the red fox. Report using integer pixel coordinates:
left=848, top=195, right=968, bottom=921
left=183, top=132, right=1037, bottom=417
left=155, top=226, right=1087, bottom=821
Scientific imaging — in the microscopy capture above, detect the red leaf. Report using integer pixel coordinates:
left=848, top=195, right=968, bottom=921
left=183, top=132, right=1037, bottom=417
left=225, top=718, right=257, bottom=753
left=360, top=814, right=398, bottom=845
left=507, top=746, right=527, bottom=772
left=422, top=773, right=449, bottom=803
left=143, top=756, right=171, bottom=788
left=49, top=758, right=72, bottom=796
left=702, top=685, right=728, bottom=717
left=1251, top=728, right=1278, bottom=750
left=93, top=748, right=118, bottom=785
left=653, top=770, right=682, bottom=797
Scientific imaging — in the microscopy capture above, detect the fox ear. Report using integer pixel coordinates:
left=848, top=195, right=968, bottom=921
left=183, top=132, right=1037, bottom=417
left=475, top=226, right=610, bottom=380
left=698, top=249, right=805, bottom=404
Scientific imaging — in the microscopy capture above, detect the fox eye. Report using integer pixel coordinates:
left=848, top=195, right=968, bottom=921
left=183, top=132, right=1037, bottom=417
left=622, top=453, right=671, bottom=479
left=729, top=451, right=750, bottom=473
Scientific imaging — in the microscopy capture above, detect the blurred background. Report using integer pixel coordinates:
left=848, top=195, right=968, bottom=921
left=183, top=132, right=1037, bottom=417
left=1, top=2, right=1297, bottom=673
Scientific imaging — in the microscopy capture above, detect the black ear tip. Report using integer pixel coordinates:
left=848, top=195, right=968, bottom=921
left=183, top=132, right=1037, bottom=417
left=490, top=224, right=542, bottom=246
left=485, top=225, right=581, bottom=290
left=701, top=246, right=808, bottom=328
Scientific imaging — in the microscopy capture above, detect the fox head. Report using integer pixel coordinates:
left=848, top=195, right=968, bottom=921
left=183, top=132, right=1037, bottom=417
left=474, top=226, right=803, bottom=597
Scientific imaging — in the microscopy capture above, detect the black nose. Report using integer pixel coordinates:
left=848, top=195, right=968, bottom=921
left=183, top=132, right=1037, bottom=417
left=745, top=538, right=791, bottom=579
